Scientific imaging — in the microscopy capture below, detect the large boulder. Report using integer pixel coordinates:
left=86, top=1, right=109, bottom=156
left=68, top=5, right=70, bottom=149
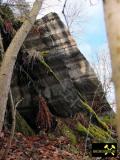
left=11, top=12, right=113, bottom=128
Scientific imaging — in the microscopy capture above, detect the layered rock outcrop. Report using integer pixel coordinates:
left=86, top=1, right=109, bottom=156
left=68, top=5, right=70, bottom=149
left=11, top=12, right=113, bottom=128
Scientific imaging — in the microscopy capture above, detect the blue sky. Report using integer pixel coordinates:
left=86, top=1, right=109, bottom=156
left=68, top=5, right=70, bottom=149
left=71, top=0, right=108, bottom=63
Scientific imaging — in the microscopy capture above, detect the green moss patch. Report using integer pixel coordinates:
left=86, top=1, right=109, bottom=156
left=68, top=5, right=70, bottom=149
left=76, top=122, right=115, bottom=143
left=76, top=122, right=93, bottom=138
left=61, top=124, right=77, bottom=145
left=101, top=115, right=116, bottom=128
left=77, top=92, right=110, bottom=132
left=39, top=59, right=62, bottom=85
left=89, top=124, right=115, bottom=143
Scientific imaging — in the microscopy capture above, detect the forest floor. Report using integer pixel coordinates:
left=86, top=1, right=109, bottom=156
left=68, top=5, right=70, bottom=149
left=0, top=131, right=119, bottom=160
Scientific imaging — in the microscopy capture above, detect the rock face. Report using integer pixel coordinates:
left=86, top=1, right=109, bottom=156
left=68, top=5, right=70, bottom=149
left=11, top=12, right=112, bottom=128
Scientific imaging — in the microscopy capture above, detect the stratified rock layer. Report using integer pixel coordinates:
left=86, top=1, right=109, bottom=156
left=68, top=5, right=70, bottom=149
left=11, top=13, right=112, bottom=127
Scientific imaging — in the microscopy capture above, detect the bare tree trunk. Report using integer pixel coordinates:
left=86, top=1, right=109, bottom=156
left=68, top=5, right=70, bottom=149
left=103, top=0, right=120, bottom=144
left=0, top=0, right=43, bottom=133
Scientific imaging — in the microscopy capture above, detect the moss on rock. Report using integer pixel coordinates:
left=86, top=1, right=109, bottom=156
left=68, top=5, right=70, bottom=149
left=39, top=58, right=62, bottom=86
left=77, top=93, right=110, bottom=133
left=76, top=122, right=93, bottom=138
left=57, top=119, right=77, bottom=144
left=56, top=112, right=116, bottom=145
left=16, top=112, right=35, bottom=136
left=61, top=123, right=77, bottom=145
left=76, top=122, right=115, bottom=142
left=89, top=124, right=115, bottom=142
left=101, top=115, right=116, bottom=128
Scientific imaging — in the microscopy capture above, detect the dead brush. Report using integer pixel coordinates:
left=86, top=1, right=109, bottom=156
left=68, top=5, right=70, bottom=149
left=36, top=96, right=53, bottom=132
